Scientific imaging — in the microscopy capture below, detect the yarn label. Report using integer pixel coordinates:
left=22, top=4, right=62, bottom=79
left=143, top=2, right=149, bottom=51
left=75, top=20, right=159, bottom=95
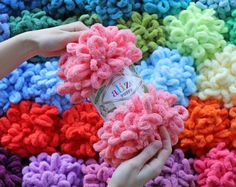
left=91, top=66, right=146, bottom=118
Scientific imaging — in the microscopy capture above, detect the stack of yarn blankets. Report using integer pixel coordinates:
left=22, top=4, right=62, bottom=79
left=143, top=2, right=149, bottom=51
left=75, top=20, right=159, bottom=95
left=1, top=0, right=236, bottom=186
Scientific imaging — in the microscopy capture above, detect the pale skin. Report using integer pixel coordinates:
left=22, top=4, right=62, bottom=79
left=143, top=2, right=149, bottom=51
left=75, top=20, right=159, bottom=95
left=0, top=22, right=172, bottom=187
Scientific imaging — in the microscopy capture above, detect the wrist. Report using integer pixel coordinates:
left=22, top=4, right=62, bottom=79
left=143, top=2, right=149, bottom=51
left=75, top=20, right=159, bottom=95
left=17, top=31, right=39, bottom=58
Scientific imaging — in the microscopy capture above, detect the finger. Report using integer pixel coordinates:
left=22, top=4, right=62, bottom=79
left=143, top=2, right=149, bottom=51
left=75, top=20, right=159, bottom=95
left=41, top=50, right=65, bottom=57
left=57, top=21, right=89, bottom=32
left=138, top=127, right=172, bottom=181
left=63, top=31, right=83, bottom=43
left=128, top=140, right=162, bottom=170
left=159, top=126, right=172, bottom=151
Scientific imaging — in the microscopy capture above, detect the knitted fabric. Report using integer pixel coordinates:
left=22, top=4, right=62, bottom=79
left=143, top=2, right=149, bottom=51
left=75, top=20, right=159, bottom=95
left=0, top=61, right=71, bottom=115
left=225, top=9, right=236, bottom=45
left=163, top=3, right=227, bottom=66
left=195, top=0, right=236, bottom=19
left=117, top=11, right=166, bottom=59
left=178, top=96, right=232, bottom=157
left=0, top=0, right=42, bottom=16
left=22, top=152, right=84, bottom=187
left=197, top=45, right=236, bottom=108
left=142, top=0, right=191, bottom=18
left=135, top=46, right=197, bottom=106
left=60, top=102, right=104, bottom=158
left=84, top=0, right=141, bottom=26
left=0, top=100, right=60, bottom=157
left=145, top=149, right=197, bottom=187
left=0, top=147, right=23, bottom=187
left=57, top=23, right=142, bottom=103
left=194, top=143, right=236, bottom=187
left=81, top=159, right=115, bottom=187
left=94, top=85, right=188, bottom=166
left=0, top=13, right=9, bottom=42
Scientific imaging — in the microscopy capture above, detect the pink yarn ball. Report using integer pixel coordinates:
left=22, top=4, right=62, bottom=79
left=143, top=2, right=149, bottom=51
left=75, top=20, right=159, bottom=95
left=194, top=143, right=236, bottom=187
left=57, top=23, right=142, bottom=103
left=94, top=85, right=188, bottom=166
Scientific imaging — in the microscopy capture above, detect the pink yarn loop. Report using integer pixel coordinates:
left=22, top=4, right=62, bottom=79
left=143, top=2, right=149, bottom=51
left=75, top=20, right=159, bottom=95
left=57, top=23, right=142, bottom=103
left=94, top=85, right=188, bottom=166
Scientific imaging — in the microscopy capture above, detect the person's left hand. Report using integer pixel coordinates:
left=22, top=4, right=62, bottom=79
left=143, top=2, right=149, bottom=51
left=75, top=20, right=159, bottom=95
left=23, top=21, right=88, bottom=57
left=108, top=126, right=172, bottom=187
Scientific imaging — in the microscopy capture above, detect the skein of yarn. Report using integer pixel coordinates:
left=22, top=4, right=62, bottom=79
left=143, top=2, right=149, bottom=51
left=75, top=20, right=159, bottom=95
left=145, top=149, right=197, bottom=187
left=0, top=13, right=10, bottom=42
left=0, top=100, right=60, bottom=157
left=94, top=85, right=188, bottom=166
left=194, top=143, right=236, bottom=187
left=57, top=23, right=142, bottom=104
left=136, top=46, right=196, bottom=106
left=163, top=3, right=227, bottom=66
left=81, top=159, right=115, bottom=187
left=117, top=11, right=166, bottom=59
left=59, top=102, right=104, bottom=158
left=22, top=152, right=84, bottom=187
left=0, top=147, right=23, bottom=187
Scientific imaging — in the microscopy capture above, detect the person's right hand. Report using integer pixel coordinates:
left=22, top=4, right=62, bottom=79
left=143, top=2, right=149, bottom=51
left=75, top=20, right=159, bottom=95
left=108, top=126, right=172, bottom=187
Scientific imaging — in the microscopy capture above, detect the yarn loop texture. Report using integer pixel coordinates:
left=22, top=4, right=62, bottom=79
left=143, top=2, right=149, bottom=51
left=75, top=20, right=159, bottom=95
left=194, top=143, right=236, bottom=187
left=0, top=13, right=10, bottom=42
left=84, top=0, right=141, bottom=26
left=57, top=23, right=142, bottom=103
left=0, top=61, right=71, bottom=115
left=117, top=11, right=166, bottom=58
left=22, top=152, right=84, bottom=187
left=59, top=102, right=104, bottom=158
left=136, top=46, right=196, bottom=106
left=94, top=85, right=188, bottom=166
left=179, top=96, right=232, bottom=156
left=142, top=0, right=191, bottom=17
left=163, top=3, right=227, bottom=66
left=145, top=149, right=197, bottom=187
left=0, top=148, right=23, bottom=187
left=197, top=45, right=236, bottom=108
left=195, top=0, right=236, bottom=19
left=0, top=100, right=60, bottom=157
left=81, top=159, right=115, bottom=187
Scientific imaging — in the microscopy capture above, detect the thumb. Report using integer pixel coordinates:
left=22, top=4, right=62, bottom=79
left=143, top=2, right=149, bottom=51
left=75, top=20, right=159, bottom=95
left=64, top=31, right=83, bottom=43
left=57, top=21, right=89, bottom=32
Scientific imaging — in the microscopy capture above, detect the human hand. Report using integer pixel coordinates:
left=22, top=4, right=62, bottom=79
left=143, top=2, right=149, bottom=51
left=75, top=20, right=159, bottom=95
left=24, top=21, right=88, bottom=57
left=107, top=126, right=172, bottom=187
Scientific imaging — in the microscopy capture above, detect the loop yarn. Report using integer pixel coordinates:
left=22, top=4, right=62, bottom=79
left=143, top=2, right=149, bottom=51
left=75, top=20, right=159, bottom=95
left=0, top=147, right=23, bottom=187
left=179, top=96, right=232, bottom=156
left=145, top=149, right=197, bottom=187
left=84, top=0, right=141, bottom=26
left=163, top=3, right=227, bottom=66
left=0, top=100, right=60, bottom=157
left=136, top=46, right=197, bottom=106
left=194, top=143, right=236, bottom=187
left=57, top=23, right=142, bottom=103
left=142, top=0, right=191, bottom=18
left=0, top=13, right=10, bottom=42
left=22, top=152, right=84, bottom=187
left=60, top=102, right=104, bottom=158
left=197, top=45, right=236, bottom=108
left=81, top=159, right=115, bottom=187
left=117, top=11, right=166, bottom=59
left=94, top=85, right=188, bottom=166
left=195, top=0, right=236, bottom=19
left=0, top=61, right=71, bottom=115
